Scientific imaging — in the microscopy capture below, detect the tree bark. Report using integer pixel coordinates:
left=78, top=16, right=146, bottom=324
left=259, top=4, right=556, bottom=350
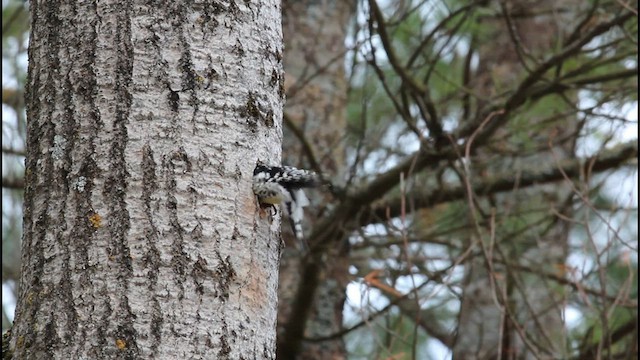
left=10, top=1, right=283, bottom=358
left=454, top=1, right=581, bottom=358
left=278, top=1, right=353, bottom=359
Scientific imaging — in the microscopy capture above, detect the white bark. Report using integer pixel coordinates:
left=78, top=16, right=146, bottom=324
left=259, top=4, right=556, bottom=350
left=11, top=0, right=283, bottom=358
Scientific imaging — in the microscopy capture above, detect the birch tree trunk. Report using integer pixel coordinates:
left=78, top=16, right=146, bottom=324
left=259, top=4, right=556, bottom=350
left=9, top=0, right=284, bottom=358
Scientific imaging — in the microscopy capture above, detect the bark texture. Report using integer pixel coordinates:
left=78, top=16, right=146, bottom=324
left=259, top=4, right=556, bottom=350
left=11, top=1, right=283, bottom=358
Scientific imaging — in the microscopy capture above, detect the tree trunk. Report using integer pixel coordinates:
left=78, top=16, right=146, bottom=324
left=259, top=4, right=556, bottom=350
left=454, top=1, right=580, bottom=358
left=10, top=1, right=283, bottom=358
left=277, top=1, right=353, bottom=359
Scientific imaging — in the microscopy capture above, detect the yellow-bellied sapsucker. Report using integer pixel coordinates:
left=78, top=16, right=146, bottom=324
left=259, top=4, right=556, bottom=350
left=252, top=164, right=320, bottom=249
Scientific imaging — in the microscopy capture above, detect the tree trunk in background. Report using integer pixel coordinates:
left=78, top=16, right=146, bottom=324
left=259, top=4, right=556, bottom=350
left=10, top=1, right=283, bottom=358
left=454, top=1, right=579, bottom=358
left=277, top=0, right=352, bottom=359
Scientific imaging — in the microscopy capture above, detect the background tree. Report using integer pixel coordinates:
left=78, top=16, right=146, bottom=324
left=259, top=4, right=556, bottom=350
left=2, top=0, right=29, bottom=331
left=5, top=0, right=284, bottom=358
left=4, top=0, right=638, bottom=359
left=453, top=0, right=581, bottom=357
left=277, top=0, right=637, bottom=358
left=277, top=1, right=354, bottom=359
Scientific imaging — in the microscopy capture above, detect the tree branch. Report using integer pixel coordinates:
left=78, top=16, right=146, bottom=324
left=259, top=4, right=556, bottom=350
left=2, top=146, right=25, bottom=157
left=363, top=141, right=638, bottom=224
left=576, top=318, right=638, bottom=360
left=2, top=176, right=24, bottom=190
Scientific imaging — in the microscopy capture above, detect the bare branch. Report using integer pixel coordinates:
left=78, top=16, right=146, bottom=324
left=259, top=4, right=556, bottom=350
left=2, top=146, right=25, bottom=156
left=2, top=176, right=24, bottom=190
left=364, top=141, right=638, bottom=224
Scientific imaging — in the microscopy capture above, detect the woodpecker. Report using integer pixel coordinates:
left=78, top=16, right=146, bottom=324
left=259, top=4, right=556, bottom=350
left=252, top=164, right=320, bottom=249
